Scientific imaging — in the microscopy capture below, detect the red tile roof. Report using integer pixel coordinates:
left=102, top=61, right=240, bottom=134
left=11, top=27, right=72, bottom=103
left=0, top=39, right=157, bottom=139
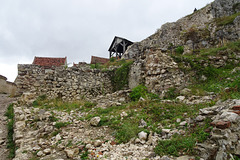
left=33, top=56, right=67, bottom=67
left=90, top=56, right=109, bottom=64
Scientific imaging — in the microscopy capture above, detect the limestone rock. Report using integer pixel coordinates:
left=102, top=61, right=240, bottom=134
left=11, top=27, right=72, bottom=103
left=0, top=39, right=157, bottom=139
left=37, top=151, right=44, bottom=157
left=176, top=156, right=195, bottom=160
left=196, top=115, right=206, bottom=122
left=90, top=117, right=101, bottom=126
left=176, top=96, right=185, bottom=101
left=85, top=144, right=92, bottom=149
left=120, top=112, right=128, bottom=118
left=56, top=134, right=61, bottom=141
left=139, top=119, right=147, bottom=128
left=138, top=131, right=148, bottom=141
left=180, top=88, right=191, bottom=96
left=94, top=140, right=102, bottom=147
left=65, top=148, right=79, bottom=158
left=180, top=121, right=187, bottom=126
left=43, top=148, right=51, bottom=155
left=162, top=129, right=171, bottom=134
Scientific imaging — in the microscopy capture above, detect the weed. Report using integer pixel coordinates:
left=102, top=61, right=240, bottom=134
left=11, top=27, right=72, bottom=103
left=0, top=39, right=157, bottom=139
left=66, top=140, right=73, bottom=147
left=155, top=136, right=195, bottom=156
left=33, top=96, right=85, bottom=112
left=54, top=122, right=70, bottom=129
left=215, top=12, right=240, bottom=26
left=111, top=60, right=133, bottom=91
left=83, top=101, right=96, bottom=108
left=171, top=40, right=240, bottom=100
left=51, top=130, right=60, bottom=137
left=49, top=115, right=59, bottom=122
left=114, top=121, right=140, bottom=143
left=110, top=57, right=116, bottom=62
left=5, top=104, right=16, bottom=159
left=90, top=63, right=103, bottom=69
left=164, top=87, right=178, bottom=100
left=80, top=149, right=89, bottom=159
left=154, top=117, right=212, bottom=156
left=175, top=46, right=184, bottom=54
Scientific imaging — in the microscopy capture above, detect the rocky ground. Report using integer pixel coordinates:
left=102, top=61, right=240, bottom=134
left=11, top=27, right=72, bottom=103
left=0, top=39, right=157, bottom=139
left=12, top=93, right=240, bottom=160
left=0, top=94, right=16, bottom=160
left=13, top=104, right=162, bottom=160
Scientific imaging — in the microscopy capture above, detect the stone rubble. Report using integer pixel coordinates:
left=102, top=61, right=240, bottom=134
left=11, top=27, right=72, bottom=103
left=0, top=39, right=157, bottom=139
left=196, top=99, right=240, bottom=159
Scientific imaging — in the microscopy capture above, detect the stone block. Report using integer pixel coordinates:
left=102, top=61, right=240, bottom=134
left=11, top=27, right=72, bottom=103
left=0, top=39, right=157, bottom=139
left=211, top=121, right=231, bottom=129
left=232, top=105, right=240, bottom=111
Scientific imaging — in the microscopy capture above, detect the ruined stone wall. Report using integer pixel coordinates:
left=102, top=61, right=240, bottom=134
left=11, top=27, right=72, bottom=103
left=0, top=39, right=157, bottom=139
left=15, top=64, right=113, bottom=101
left=128, top=49, right=189, bottom=97
left=0, top=75, right=17, bottom=96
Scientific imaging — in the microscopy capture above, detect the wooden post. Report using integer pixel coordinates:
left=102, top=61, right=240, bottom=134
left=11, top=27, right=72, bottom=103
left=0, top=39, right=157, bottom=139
left=123, top=40, right=126, bottom=53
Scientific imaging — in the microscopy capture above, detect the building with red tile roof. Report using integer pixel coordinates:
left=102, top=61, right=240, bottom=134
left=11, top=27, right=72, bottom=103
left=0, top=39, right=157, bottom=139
left=32, top=56, right=67, bottom=68
left=90, top=56, right=109, bottom=64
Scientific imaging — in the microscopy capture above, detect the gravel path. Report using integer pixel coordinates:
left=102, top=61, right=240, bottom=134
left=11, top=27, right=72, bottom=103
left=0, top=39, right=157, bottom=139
left=0, top=94, right=16, bottom=160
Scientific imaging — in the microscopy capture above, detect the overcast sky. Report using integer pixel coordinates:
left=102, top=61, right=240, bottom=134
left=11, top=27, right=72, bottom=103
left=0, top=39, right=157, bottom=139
left=0, top=0, right=214, bottom=82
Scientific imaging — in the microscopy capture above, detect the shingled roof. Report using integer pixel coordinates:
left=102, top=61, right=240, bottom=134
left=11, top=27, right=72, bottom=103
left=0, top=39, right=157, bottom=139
left=32, top=56, right=67, bottom=67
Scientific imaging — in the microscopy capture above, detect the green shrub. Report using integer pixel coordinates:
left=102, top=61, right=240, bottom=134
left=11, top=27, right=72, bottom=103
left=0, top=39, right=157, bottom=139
left=110, top=57, right=116, bottom=62
left=90, top=63, right=102, bottom=69
left=130, top=85, right=148, bottom=101
left=175, top=46, right=184, bottom=54
left=111, top=61, right=133, bottom=91
left=115, top=122, right=140, bottom=143
left=130, top=85, right=159, bottom=101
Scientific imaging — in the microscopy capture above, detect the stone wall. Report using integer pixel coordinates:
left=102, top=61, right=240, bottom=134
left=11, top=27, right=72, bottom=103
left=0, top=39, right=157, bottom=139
left=0, top=75, right=17, bottom=96
left=15, top=64, right=113, bottom=101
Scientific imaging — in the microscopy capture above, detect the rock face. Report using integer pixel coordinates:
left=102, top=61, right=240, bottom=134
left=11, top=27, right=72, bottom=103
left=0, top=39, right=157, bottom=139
left=15, top=64, right=113, bottom=101
left=124, top=0, right=240, bottom=59
left=211, top=0, right=240, bottom=18
left=124, top=0, right=240, bottom=95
